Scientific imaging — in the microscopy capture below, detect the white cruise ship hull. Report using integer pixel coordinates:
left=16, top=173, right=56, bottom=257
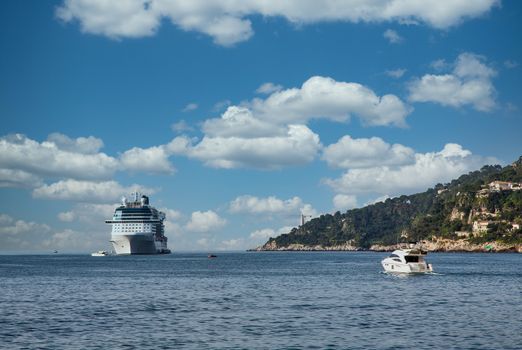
left=111, top=233, right=160, bottom=255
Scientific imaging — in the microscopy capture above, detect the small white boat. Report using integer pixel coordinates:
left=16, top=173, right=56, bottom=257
left=91, top=250, right=109, bottom=257
left=381, top=249, right=433, bottom=274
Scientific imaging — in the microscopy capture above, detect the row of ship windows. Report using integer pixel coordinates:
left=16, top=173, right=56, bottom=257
left=114, top=224, right=152, bottom=227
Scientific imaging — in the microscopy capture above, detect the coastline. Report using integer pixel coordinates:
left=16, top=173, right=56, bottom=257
left=252, top=239, right=522, bottom=253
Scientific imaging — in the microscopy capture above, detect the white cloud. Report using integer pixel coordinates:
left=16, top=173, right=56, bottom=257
left=277, top=226, right=295, bottom=235
left=182, top=103, right=198, bottom=112
left=333, top=194, right=358, bottom=211
left=160, top=208, right=184, bottom=237
left=185, top=210, right=226, bottom=232
left=383, top=29, right=403, bottom=44
left=364, top=195, right=391, bottom=206
left=0, top=134, right=119, bottom=182
left=171, top=120, right=194, bottom=133
left=213, top=99, right=232, bottom=112
left=33, top=179, right=156, bottom=203
left=430, top=59, right=448, bottom=71
left=250, top=225, right=295, bottom=242
left=249, top=228, right=276, bottom=240
left=250, top=76, right=411, bottom=127
left=57, top=0, right=499, bottom=45
left=300, top=204, right=317, bottom=218
left=161, top=76, right=412, bottom=170
left=324, top=143, right=495, bottom=197
left=322, top=135, right=415, bottom=169
left=230, top=195, right=314, bottom=216
left=42, top=229, right=85, bottom=250
left=56, top=0, right=161, bottom=39
left=161, top=208, right=182, bottom=221
left=58, top=203, right=117, bottom=222
left=58, top=211, right=76, bottom=222
left=409, top=52, right=497, bottom=111
left=256, top=82, right=283, bottom=94
left=120, top=144, right=176, bottom=174
left=0, top=214, right=51, bottom=236
left=0, top=214, right=13, bottom=225
left=220, top=238, right=245, bottom=250
left=177, top=124, right=321, bottom=169
left=386, top=68, right=406, bottom=78
left=201, top=106, right=285, bottom=138
left=47, top=133, right=104, bottom=154
left=0, top=133, right=180, bottom=187
left=0, top=169, right=44, bottom=188
left=0, top=214, right=53, bottom=251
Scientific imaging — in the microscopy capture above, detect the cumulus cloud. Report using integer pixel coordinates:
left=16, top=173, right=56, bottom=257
left=47, top=133, right=104, bottom=154
left=229, top=195, right=315, bottom=217
left=383, top=29, right=403, bottom=44
left=158, top=76, right=412, bottom=170
left=201, top=106, right=285, bottom=138
left=57, top=0, right=499, bottom=45
left=58, top=203, right=117, bottom=222
left=120, top=144, right=176, bottom=174
left=333, top=194, right=358, bottom=211
left=0, top=134, right=119, bottom=182
left=324, top=143, right=496, bottom=197
left=0, top=169, right=44, bottom=188
left=0, top=133, right=180, bottom=189
left=175, top=124, right=321, bottom=169
left=0, top=214, right=53, bottom=251
left=33, top=179, right=156, bottom=203
left=409, top=52, right=497, bottom=111
left=185, top=210, right=226, bottom=232
left=0, top=214, right=51, bottom=236
left=323, top=135, right=415, bottom=169
left=256, top=82, right=283, bottom=94
left=250, top=76, right=411, bottom=127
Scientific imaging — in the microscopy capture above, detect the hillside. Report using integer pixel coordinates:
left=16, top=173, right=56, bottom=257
left=256, top=156, right=522, bottom=252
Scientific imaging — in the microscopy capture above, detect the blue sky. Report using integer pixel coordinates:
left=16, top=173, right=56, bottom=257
left=1, top=0, right=521, bottom=252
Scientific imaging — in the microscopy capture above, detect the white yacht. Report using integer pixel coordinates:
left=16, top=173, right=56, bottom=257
left=105, top=193, right=171, bottom=255
left=381, top=249, right=433, bottom=274
left=91, top=250, right=109, bottom=257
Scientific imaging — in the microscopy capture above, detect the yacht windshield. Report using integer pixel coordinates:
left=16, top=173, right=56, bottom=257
left=405, top=255, right=419, bottom=263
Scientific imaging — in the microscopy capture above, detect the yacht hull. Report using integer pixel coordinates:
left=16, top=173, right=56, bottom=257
left=381, top=259, right=432, bottom=273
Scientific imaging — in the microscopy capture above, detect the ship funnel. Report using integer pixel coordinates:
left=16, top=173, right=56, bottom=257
left=141, top=195, right=149, bottom=206
left=121, top=196, right=127, bottom=206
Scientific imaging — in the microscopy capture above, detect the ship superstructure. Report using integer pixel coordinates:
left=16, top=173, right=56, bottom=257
left=105, top=193, right=170, bottom=255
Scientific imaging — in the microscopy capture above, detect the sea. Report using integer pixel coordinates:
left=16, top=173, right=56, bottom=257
left=0, top=252, right=520, bottom=349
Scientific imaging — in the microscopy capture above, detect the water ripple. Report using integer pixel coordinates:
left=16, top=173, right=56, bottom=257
left=0, top=252, right=520, bottom=349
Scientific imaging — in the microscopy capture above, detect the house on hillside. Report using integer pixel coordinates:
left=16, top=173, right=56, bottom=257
left=472, top=221, right=489, bottom=234
left=488, top=181, right=522, bottom=191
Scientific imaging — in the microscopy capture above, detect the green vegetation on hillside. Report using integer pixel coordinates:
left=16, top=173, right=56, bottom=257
left=264, top=156, right=522, bottom=249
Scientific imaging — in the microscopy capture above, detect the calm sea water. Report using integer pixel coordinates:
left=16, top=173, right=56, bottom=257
left=0, top=252, right=520, bottom=349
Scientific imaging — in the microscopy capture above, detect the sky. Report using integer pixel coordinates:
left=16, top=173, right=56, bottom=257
left=1, top=0, right=521, bottom=253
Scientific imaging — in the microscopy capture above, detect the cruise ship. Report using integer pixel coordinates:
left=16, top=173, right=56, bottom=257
left=105, top=193, right=171, bottom=255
